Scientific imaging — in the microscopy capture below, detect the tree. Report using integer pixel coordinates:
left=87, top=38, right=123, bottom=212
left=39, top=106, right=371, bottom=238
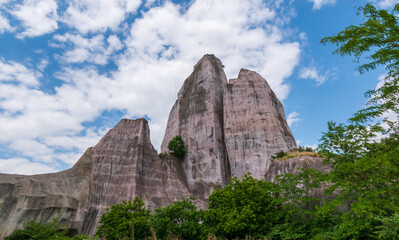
left=96, top=197, right=151, bottom=240
left=202, top=173, right=284, bottom=239
left=150, top=198, right=203, bottom=240
left=321, top=3, right=399, bottom=130
left=5, top=216, right=89, bottom=240
left=167, top=135, right=186, bottom=158
left=315, top=3, right=399, bottom=239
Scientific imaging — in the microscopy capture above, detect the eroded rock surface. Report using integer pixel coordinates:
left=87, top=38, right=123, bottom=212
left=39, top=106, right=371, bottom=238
left=0, top=119, right=194, bottom=238
left=81, top=118, right=193, bottom=236
left=161, top=54, right=230, bottom=199
left=0, top=148, right=92, bottom=239
left=224, top=69, right=297, bottom=179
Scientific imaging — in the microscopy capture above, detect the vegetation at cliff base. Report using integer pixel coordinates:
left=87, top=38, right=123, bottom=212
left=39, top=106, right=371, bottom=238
left=167, top=136, right=186, bottom=158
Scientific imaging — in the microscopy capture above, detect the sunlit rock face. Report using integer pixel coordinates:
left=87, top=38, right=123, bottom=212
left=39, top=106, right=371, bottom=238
left=0, top=119, right=194, bottom=238
left=161, top=54, right=231, bottom=200
left=0, top=148, right=93, bottom=239
left=223, top=69, right=297, bottom=180
left=80, top=118, right=193, bottom=236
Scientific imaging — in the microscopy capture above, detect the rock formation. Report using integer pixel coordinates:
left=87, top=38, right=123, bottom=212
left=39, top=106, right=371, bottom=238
left=0, top=118, right=194, bottom=238
left=0, top=54, right=324, bottom=239
left=161, top=54, right=230, bottom=199
left=0, top=149, right=92, bottom=238
left=224, top=69, right=296, bottom=179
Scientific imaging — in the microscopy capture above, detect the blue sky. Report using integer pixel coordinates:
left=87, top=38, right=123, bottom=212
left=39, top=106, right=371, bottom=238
left=0, top=0, right=396, bottom=174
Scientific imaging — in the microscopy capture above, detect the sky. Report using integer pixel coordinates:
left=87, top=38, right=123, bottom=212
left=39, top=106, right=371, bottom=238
left=0, top=0, right=397, bottom=175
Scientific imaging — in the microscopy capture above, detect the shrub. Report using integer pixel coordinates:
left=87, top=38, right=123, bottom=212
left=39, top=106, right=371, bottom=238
left=150, top=198, right=203, bottom=240
left=167, top=136, right=186, bottom=158
left=96, top=197, right=151, bottom=240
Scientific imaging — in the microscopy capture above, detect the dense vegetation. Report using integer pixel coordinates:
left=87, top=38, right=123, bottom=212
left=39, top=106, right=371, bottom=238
left=6, top=3, right=398, bottom=240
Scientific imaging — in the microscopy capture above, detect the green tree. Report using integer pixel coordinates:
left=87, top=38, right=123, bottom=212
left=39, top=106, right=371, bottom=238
left=167, top=136, right=186, bottom=158
left=321, top=3, right=399, bottom=130
left=202, top=173, right=284, bottom=239
left=315, top=3, right=399, bottom=239
left=96, top=197, right=151, bottom=240
left=5, top=216, right=89, bottom=240
left=150, top=198, right=203, bottom=240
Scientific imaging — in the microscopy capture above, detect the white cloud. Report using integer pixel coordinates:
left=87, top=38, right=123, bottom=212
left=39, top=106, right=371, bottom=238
left=0, top=158, right=58, bottom=175
left=12, top=0, right=58, bottom=38
left=375, top=0, right=398, bottom=8
left=299, top=66, right=328, bottom=85
left=0, top=14, right=12, bottom=33
left=53, top=33, right=124, bottom=64
left=61, top=0, right=141, bottom=33
left=307, top=0, right=337, bottom=10
left=0, top=58, right=40, bottom=86
left=287, top=112, right=301, bottom=127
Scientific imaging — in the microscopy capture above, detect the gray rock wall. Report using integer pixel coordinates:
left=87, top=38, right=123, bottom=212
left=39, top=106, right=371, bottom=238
left=0, top=148, right=92, bottom=239
left=161, top=54, right=231, bottom=199
left=224, top=69, right=297, bottom=179
left=81, top=118, right=193, bottom=236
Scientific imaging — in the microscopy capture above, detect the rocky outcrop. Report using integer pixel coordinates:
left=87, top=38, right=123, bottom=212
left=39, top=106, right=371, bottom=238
left=224, top=69, right=297, bottom=179
left=81, top=118, right=193, bottom=236
left=265, top=155, right=329, bottom=182
left=265, top=155, right=331, bottom=199
left=0, top=118, right=194, bottom=238
left=161, top=54, right=230, bottom=199
left=0, top=149, right=92, bottom=239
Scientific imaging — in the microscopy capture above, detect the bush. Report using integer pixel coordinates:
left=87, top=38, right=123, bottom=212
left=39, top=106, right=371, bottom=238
left=96, top=197, right=151, bottom=240
left=202, top=173, right=284, bottom=239
left=272, top=150, right=287, bottom=160
left=5, top=216, right=89, bottom=240
left=150, top=198, right=203, bottom=240
left=167, top=136, right=186, bottom=158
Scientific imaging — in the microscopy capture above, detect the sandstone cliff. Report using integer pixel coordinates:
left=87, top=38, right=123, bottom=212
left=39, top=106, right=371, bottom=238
left=0, top=119, right=194, bottom=238
left=0, top=148, right=92, bottom=238
left=224, top=69, right=297, bottom=180
left=161, top=54, right=230, bottom=199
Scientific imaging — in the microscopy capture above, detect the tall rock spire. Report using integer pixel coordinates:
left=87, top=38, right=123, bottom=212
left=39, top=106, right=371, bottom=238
left=223, top=69, right=296, bottom=179
left=161, top=54, right=230, bottom=199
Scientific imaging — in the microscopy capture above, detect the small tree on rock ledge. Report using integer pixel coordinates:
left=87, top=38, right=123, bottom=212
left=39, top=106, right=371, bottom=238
left=168, top=135, right=186, bottom=158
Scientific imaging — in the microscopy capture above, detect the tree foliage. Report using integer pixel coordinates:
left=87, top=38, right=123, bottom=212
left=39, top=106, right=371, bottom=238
left=167, top=135, right=186, bottom=158
left=96, top=197, right=151, bottom=240
left=5, top=216, right=89, bottom=240
left=150, top=198, right=203, bottom=240
left=203, top=173, right=284, bottom=239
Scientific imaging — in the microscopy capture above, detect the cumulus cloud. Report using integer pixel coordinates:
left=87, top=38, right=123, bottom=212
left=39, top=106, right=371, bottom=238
left=61, top=0, right=141, bottom=33
left=0, top=14, right=12, bottom=33
left=299, top=66, right=328, bottom=85
left=11, top=0, right=58, bottom=38
left=375, top=0, right=398, bottom=8
left=0, top=58, right=40, bottom=87
left=0, top=158, right=58, bottom=175
left=307, top=0, right=337, bottom=10
left=287, top=112, right=301, bottom=127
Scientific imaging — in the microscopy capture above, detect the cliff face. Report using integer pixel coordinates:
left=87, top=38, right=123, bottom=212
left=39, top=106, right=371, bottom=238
left=0, top=148, right=92, bottom=239
left=161, top=54, right=230, bottom=199
left=80, top=119, right=193, bottom=236
left=0, top=54, right=323, bottom=239
left=223, top=69, right=296, bottom=179
left=0, top=119, right=194, bottom=238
